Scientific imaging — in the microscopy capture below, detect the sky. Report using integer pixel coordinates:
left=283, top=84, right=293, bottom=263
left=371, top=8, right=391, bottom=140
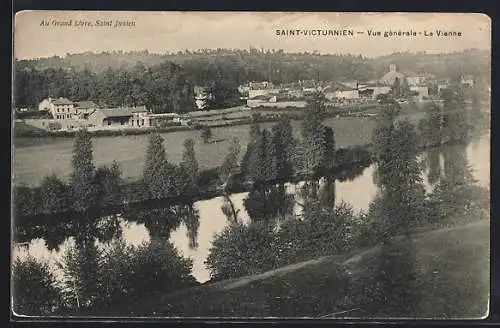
left=14, top=11, right=491, bottom=60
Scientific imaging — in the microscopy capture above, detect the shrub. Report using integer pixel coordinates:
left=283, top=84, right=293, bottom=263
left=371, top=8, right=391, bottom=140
left=58, top=238, right=196, bottom=312
left=12, top=256, right=63, bottom=316
left=98, top=239, right=197, bottom=307
left=205, top=222, right=278, bottom=281
left=276, top=202, right=360, bottom=265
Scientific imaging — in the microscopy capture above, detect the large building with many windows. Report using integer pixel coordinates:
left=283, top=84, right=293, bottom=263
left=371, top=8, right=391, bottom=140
left=38, top=97, right=75, bottom=119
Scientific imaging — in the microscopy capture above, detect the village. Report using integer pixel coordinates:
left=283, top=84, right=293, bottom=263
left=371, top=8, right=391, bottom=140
left=16, top=63, right=475, bottom=133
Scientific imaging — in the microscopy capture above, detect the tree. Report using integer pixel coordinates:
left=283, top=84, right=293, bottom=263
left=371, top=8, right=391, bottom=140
left=205, top=222, right=277, bottom=281
left=12, top=256, right=63, bottom=316
left=301, top=92, right=328, bottom=178
left=419, top=101, right=443, bottom=147
left=219, top=138, right=242, bottom=224
left=441, top=86, right=470, bottom=143
left=271, top=115, right=296, bottom=182
left=205, top=72, right=242, bottom=110
left=142, top=133, right=171, bottom=199
left=178, top=138, right=199, bottom=198
left=201, top=126, right=212, bottom=144
left=92, top=161, right=123, bottom=207
left=40, top=175, right=71, bottom=213
left=58, top=242, right=103, bottom=312
left=391, top=77, right=402, bottom=98
left=70, top=129, right=96, bottom=212
left=370, top=118, right=426, bottom=239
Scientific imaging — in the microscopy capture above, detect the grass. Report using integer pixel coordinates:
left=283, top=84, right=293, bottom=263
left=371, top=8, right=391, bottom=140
left=97, top=219, right=489, bottom=318
left=13, top=116, right=378, bottom=186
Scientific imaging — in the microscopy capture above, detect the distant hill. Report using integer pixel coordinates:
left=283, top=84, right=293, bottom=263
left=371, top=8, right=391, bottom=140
left=16, top=48, right=490, bottom=83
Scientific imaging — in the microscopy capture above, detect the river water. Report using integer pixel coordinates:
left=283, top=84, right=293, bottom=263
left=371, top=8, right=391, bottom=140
left=12, top=133, right=490, bottom=284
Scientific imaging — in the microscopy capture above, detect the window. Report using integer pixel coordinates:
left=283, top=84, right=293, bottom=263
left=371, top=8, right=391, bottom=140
left=141, top=119, right=144, bottom=126
left=57, top=108, right=60, bottom=113
left=107, top=120, right=111, bottom=126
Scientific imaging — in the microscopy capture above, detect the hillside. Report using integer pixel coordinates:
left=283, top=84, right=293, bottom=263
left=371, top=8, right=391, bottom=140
left=97, top=219, right=489, bottom=318
left=17, top=48, right=489, bottom=81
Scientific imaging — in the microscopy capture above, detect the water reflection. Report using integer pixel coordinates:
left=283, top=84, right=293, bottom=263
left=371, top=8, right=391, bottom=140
left=12, top=133, right=489, bottom=284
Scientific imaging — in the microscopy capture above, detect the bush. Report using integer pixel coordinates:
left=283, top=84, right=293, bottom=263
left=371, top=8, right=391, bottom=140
left=276, top=202, right=359, bottom=265
left=12, top=256, right=63, bottom=316
left=205, top=222, right=278, bottom=281
left=58, top=238, right=197, bottom=312
left=98, top=239, right=197, bottom=307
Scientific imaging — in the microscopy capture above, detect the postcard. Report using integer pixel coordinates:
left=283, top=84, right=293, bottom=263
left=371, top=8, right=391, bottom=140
left=11, top=11, right=491, bottom=319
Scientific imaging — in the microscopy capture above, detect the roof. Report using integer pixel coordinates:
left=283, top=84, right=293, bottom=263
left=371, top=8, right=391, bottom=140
left=323, top=82, right=357, bottom=93
left=74, top=101, right=99, bottom=109
left=131, top=106, right=148, bottom=113
left=249, top=82, right=275, bottom=90
left=52, top=97, right=73, bottom=105
left=147, top=113, right=180, bottom=118
left=400, top=70, right=418, bottom=77
left=97, top=108, right=135, bottom=118
left=361, top=83, right=390, bottom=88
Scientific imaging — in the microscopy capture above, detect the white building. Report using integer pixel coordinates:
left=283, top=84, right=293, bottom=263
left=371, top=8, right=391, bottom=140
left=38, top=97, right=75, bottom=119
left=410, top=86, right=429, bottom=100
left=358, top=84, right=391, bottom=100
left=461, top=75, right=474, bottom=87
left=323, top=83, right=359, bottom=100
left=38, top=97, right=53, bottom=111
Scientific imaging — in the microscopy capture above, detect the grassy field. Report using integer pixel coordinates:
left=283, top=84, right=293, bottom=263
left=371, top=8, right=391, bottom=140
left=13, top=116, right=379, bottom=186
left=99, top=219, right=489, bottom=318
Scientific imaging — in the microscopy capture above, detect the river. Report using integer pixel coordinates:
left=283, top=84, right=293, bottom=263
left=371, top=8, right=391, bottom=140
left=12, top=132, right=489, bottom=284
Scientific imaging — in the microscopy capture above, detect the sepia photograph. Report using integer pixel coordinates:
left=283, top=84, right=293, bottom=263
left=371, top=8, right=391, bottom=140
left=11, top=11, right=491, bottom=319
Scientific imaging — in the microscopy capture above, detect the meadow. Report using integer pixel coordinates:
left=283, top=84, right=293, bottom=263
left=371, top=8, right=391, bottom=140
left=13, top=116, right=381, bottom=186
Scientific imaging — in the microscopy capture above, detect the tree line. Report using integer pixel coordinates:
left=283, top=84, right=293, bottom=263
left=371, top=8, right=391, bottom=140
left=15, top=48, right=490, bottom=111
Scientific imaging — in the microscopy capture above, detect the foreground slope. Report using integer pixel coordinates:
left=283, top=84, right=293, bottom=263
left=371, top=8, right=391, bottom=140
left=101, top=220, right=489, bottom=318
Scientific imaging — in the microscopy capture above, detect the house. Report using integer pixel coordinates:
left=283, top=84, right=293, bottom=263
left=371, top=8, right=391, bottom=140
left=128, top=106, right=150, bottom=127
left=38, top=97, right=53, bottom=111
left=461, top=75, right=474, bottom=87
left=145, top=113, right=181, bottom=127
left=340, top=81, right=359, bottom=90
left=300, top=80, right=322, bottom=94
left=358, top=83, right=391, bottom=100
left=437, top=79, right=451, bottom=94
left=87, top=106, right=148, bottom=128
left=248, top=81, right=280, bottom=99
left=238, top=84, right=250, bottom=94
left=409, top=85, right=429, bottom=100
left=74, top=101, right=100, bottom=114
left=194, top=86, right=210, bottom=110
left=38, top=97, right=75, bottom=119
left=88, top=108, right=134, bottom=127
left=323, top=83, right=359, bottom=101
left=401, top=71, right=436, bottom=87
left=51, top=97, right=75, bottom=119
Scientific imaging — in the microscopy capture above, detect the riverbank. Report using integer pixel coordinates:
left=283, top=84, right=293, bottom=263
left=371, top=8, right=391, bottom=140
left=97, top=218, right=489, bottom=318
left=13, top=109, right=377, bottom=147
